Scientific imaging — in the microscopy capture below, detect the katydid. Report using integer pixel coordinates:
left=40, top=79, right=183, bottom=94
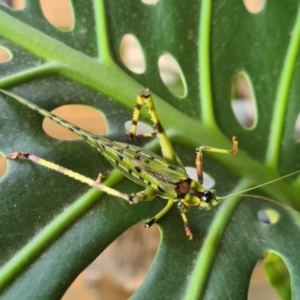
left=1, top=88, right=270, bottom=240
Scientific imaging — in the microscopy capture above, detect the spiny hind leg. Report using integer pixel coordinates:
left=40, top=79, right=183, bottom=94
left=127, top=89, right=183, bottom=166
left=6, top=152, right=156, bottom=204
left=195, top=136, right=238, bottom=184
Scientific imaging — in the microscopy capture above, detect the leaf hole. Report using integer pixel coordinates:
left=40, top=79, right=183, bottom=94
left=231, top=72, right=257, bottom=129
left=40, top=0, right=74, bottom=31
left=1, top=0, right=25, bottom=9
left=158, top=54, right=187, bottom=99
left=294, top=113, right=300, bottom=141
left=43, top=105, right=108, bottom=141
left=64, top=224, right=160, bottom=298
left=120, top=34, right=146, bottom=74
left=0, top=46, right=12, bottom=63
left=248, top=255, right=283, bottom=299
left=0, top=153, right=7, bottom=180
left=257, top=209, right=280, bottom=224
left=243, top=0, right=265, bottom=14
left=141, top=0, right=159, bottom=5
left=185, top=167, right=215, bottom=189
left=124, top=120, right=153, bottom=135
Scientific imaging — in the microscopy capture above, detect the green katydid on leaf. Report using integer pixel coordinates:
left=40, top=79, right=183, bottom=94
left=1, top=88, right=239, bottom=241
left=1, top=1, right=300, bottom=299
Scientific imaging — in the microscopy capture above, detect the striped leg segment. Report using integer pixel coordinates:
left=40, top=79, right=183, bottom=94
left=195, top=136, right=238, bottom=184
left=5, top=152, right=153, bottom=204
left=127, top=89, right=183, bottom=167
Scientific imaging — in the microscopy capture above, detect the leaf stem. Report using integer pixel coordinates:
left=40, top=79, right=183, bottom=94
left=199, top=0, right=216, bottom=129
left=266, top=3, right=300, bottom=169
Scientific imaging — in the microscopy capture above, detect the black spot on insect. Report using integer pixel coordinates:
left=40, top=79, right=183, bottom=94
left=145, top=159, right=150, bottom=164
left=155, top=121, right=164, bottom=133
left=72, top=125, right=80, bottom=131
left=117, top=153, right=124, bottom=160
left=157, top=186, right=165, bottom=193
left=134, top=155, right=141, bottom=160
left=168, top=165, right=177, bottom=170
left=128, top=169, right=133, bottom=175
left=81, top=134, right=88, bottom=141
left=135, top=166, right=141, bottom=173
left=147, top=181, right=152, bottom=185
left=135, top=103, right=142, bottom=110
left=114, top=160, right=119, bottom=166
left=132, top=120, right=137, bottom=125
left=149, top=156, right=155, bottom=161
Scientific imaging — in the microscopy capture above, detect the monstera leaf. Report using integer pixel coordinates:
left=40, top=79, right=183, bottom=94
left=1, top=1, right=300, bottom=299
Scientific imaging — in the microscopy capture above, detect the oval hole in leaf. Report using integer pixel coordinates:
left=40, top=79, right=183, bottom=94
left=158, top=54, right=187, bottom=98
left=0, top=153, right=7, bottom=179
left=185, top=167, right=215, bottom=190
left=40, top=0, right=74, bottom=31
left=263, top=252, right=291, bottom=299
left=231, top=72, right=257, bottom=129
left=124, top=120, right=152, bottom=135
left=248, top=256, right=282, bottom=299
left=64, top=224, right=160, bottom=298
left=141, top=0, right=159, bottom=5
left=294, top=113, right=300, bottom=141
left=243, top=0, right=265, bottom=14
left=257, top=209, right=280, bottom=224
left=120, top=34, right=146, bottom=74
left=0, top=46, right=12, bottom=63
left=3, top=0, right=25, bottom=9
left=43, top=105, right=107, bottom=141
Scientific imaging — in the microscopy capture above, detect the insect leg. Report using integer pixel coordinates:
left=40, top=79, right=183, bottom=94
left=5, top=152, right=153, bottom=204
left=127, top=89, right=155, bottom=139
left=127, top=89, right=183, bottom=167
left=177, top=202, right=193, bottom=240
left=144, top=199, right=174, bottom=228
left=195, top=136, right=238, bottom=184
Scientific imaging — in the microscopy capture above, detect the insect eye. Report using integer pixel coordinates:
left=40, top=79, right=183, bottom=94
left=201, top=190, right=214, bottom=203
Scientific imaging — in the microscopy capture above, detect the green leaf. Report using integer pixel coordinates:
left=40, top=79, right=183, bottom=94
left=1, top=1, right=300, bottom=299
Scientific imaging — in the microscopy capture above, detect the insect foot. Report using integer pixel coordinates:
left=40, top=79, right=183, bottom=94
left=230, top=136, right=238, bottom=154
left=184, top=223, right=193, bottom=240
left=144, top=218, right=156, bottom=229
left=126, top=131, right=135, bottom=140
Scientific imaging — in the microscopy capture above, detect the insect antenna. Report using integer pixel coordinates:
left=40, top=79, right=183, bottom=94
left=218, top=169, right=300, bottom=200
